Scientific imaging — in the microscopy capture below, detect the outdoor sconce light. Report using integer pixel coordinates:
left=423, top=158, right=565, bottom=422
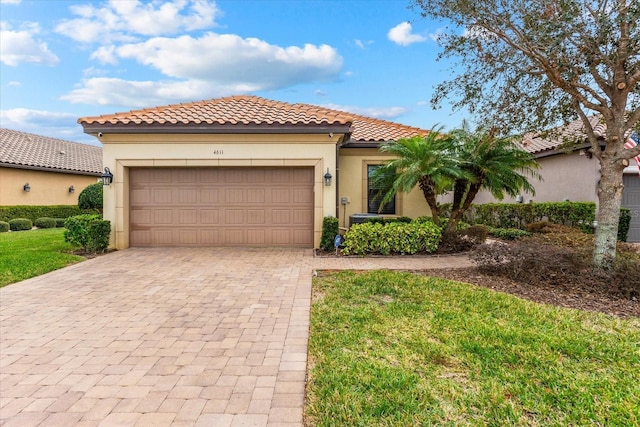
left=101, top=167, right=114, bottom=186
left=68, top=185, right=75, bottom=193
left=23, top=183, right=31, bottom=192
left=324, top=168, right=332, bottom=186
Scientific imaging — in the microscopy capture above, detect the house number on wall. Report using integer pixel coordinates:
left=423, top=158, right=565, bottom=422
left=212, top=149, right=224, bottom=155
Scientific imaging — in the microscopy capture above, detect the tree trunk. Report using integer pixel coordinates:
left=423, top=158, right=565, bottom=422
left=445, top=179, right=481, bottom=234
left=418, top=176, right=440, bottom=225
left=593, top=156, right=625, bottom=270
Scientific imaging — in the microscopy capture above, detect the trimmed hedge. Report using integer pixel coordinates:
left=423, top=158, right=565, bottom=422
left=34, top=217, right=57, bottom=229
left=0, top=221, right=9, bottom=232
left=320, top=216, right=340, bottom=251
left=64, top=214, right=111, bottom=253
left=54, top=218, right=66, bottom=228
left=9, top=218, right=33, bottom=231
left=78, top=183, right=103, bottom=209
left=342, top=221, right=441, bottom=255
left=442, top=202, right=631, bottom=241
left=0, top=205, right=101, bottom=223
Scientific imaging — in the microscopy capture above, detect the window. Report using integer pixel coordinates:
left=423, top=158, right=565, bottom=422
left=367, top=165, right=396, bottom=214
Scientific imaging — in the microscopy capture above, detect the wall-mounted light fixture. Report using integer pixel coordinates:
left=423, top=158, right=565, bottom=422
left=23, top=183, right=30, bottom=192
left=101, top=167, right=113, bottom=186
left=324, top=168, right=333, bottom=186
left=515, top=194, right=523, bottom=203
left=68, top=185, right=75, bottom=193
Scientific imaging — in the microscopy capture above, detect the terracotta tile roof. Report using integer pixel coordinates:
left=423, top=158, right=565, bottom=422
left=78, top=95, right=429, bottom=143
left=521, top=116, right=605, bottom=154
left=0, top=128, right=102, bottom=175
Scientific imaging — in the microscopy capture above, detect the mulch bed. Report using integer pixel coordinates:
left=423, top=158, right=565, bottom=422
left=417, top=267, right=640, bottom=319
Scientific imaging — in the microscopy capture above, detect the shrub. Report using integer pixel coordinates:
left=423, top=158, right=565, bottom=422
left=64, top=214, right=111, bottom=253
left=0, top=221, right=9, bottom=232
left=488, top=227, right=531, bottom=240
left=342, top=221, right=441, bottom=255
left=54, top=218, right=66, bottom=228
left=9, top=218, right=33, bottom=231
left=78, top=183, right=103, bottom=209
left=34, top=217, right=57, bottom=229
left=437, top=225, right=489, bottom=254
left=0, top=205, right=100, bottom=223
left=618, top=207, right=631, bottom=242
left=320, top=216, right=340, bottom=251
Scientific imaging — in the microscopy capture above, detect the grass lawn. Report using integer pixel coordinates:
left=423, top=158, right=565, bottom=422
left=0, top=228, right=85, bottom=288
left=307, top=270, right=640, bottom=427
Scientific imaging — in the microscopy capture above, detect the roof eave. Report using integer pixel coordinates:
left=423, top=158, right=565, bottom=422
left=80, top=122, right=352, bottom=136
left=0, top=162, right=102, bottom=176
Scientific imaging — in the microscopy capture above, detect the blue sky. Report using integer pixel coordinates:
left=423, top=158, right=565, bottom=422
left=0, top=0, right=467, bottom=146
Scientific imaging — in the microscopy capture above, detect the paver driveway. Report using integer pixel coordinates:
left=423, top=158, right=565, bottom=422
left=0, top=248, right=472, bottom=426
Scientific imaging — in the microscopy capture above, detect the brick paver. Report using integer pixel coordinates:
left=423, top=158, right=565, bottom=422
left=0, top=248, right=471, bottom=426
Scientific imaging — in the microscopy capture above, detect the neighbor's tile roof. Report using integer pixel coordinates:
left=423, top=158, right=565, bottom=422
left=0, top=128, right=102, bottom=175
left=78, top=95, right=429, bottom=142
left=521, top=116, right=605, bottom=154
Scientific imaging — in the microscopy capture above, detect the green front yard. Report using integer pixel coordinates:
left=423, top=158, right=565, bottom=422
left=307, top=270, right=640, bottom=426
left=0, top=228, right=84, bottom=288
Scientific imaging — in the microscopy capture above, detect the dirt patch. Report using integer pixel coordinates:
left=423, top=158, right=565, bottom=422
left=417, top=267, right=639, bottom=319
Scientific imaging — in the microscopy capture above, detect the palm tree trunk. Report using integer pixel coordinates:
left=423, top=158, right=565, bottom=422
left=418, top=176, right=440, bottom=225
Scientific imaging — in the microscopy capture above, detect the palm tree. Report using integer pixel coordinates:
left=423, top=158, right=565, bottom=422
left=445, top=125, right=541, bottom=233
left=371, top=128, right=468, bottom=225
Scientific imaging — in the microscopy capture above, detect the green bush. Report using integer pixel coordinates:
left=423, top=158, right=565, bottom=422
left=618, top=208, right=631, bottom=242
left=64, top=214, right=111, bottom=253
left=320, top=216, right=340, bottom=251
left=0, top=221, right=9, bottom=232
left=78, top=183, right=103, bottom=209
left=34, top=217, right=57, bottom=229
left=342, top=221, right=441, bottom=255
left=9, top=218, right=33, bottom=231
left=0, top=205, right=100, bottom=223
left=488, top=227, right=532, bottom=240
left=54, top=218, right=66, bottom=228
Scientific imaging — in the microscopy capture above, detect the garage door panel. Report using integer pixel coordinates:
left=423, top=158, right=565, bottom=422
left=130, top=167, right=313, bottom=247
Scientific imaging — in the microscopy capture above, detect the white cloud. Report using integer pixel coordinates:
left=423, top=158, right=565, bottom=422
left=0, top=22, right=59, bottom=66
left=55, top=0, right=220, bottom=43
left=0, top=0, right=22, bottom=4
left=62, top=34, right=343, bottom=107
left=61, top=77, right=239, bottom=107
left=322, top=103, right=409, bottom=120
left=354, top=39, right=364, bottom=49
left=388, top=22, right=426, bottom=46
left=0, top=107, right=77, bottom=126
left=8, top=81, right=21, bottom=86
left=90, top=45, right=118, bottom=65
left=115, top=33, right=342, bottom=85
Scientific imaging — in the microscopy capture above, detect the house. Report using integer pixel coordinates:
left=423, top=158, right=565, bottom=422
left=0, top=128, right=103, bottom=206
left=77, top=96, right=431, bottom=249
left=470, top=116, right=640, bottom=242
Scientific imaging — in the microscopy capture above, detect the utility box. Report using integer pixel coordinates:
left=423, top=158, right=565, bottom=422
left=349, top=213, right=381, bottom=227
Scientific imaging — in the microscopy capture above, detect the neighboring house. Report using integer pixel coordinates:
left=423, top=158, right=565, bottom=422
left=78, top=96, right=431, bottom=249
left=470, top=116, right=640, bottom=242
left=0, top=128, right=103, bottom=206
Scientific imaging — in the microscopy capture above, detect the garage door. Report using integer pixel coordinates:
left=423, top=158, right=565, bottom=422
left=623, top=174, right=640, bottom=243
left=130, top=167, right=314, bottom=247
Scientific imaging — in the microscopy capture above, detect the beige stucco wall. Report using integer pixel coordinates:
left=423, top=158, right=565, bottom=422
left=98, top=133, right=341, bottom=249
left=337, top=148, right=432, bottom=228
left=0, top=167, right=99, bottom=206
left=464, top=151, right=600, bottom=205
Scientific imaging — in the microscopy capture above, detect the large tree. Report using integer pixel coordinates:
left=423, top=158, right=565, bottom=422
left=412, top=0, right=640, bottom=269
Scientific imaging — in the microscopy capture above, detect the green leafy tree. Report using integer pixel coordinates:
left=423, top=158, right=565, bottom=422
left=78, top=183, right=103, bottom=210
left=445, top=125, right=540, bottom=233
left=372, top=128, right=468, bottom=225
left=412, top=0, right=640, bottom=269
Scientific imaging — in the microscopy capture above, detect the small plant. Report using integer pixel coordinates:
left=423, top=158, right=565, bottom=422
left=320, top=216, right=340, bottom=251
left=489, top=227, right=531, bottom=240
left=54, top=218, right=66, bottom=228
left=64, top=214, right=111, bottom=253
left=9, top=218, right=33, bottom=231
left=618, top=208, right=631, bottom=242
left=0, top=221, right=9, bottom=232
left=78, top=183, right=103, bottom=209
left=34, top=217, right=57, bottom=229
